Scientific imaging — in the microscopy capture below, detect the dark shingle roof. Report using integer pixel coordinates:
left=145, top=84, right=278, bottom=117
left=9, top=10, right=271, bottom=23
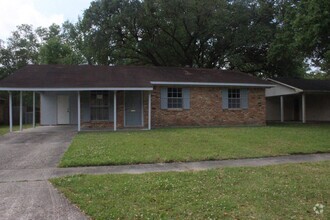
left=0, top=65, right=270, bottom=89
left=272, top=77, right=330, bottom=92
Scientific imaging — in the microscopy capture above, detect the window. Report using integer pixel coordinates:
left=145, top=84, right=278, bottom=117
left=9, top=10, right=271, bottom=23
left=90, top=91, right=109, bottom=120
left=228, top=89, right=241, bottom=109
left=167, top=88, right=183, bottom=109
left=160, top=87, right=190, bottom=110
left=222, top=89, right=248, bottom=110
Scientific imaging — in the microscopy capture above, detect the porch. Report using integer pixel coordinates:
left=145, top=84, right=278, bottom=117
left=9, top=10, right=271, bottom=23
left=6, top=89, right=153, bottom=132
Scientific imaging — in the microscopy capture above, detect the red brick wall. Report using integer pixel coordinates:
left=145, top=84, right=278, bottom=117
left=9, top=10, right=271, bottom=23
left=151, top=87, right=266, bottom=127
left=83, top=88, right=266, bottom=129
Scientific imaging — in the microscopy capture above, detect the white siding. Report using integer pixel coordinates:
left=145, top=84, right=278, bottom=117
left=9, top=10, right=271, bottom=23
left=40, top=92, right=78, bottom=125
left=40, top=92, right=57, bottom=125
left=266, top=83, right=298, bottom=97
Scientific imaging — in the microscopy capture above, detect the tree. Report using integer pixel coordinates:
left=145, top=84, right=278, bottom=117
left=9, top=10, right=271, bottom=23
left=38, top=23, right=85, bottom=64
left=78, top=0, right=305, bottom=77
left=2, top=0, right=327, bottom=78
left=0, top=24, right=42, bottom=79
left=292, top=0, right=330, bottom=73
left=39, top=37, right=83, bottom=64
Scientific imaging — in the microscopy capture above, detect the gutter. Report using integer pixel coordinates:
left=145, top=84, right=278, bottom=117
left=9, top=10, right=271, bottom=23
left=150, top=81, right=273, bottom=88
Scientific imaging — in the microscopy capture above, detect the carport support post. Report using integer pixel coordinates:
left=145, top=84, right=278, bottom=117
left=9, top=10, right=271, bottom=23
left=280, top=96, right=284, bottom=123
left=148, top=91, right=151, bottom=130
left=32, top=91, right=36, bottom=128
left=19, top=91, right=23, bottom=131
left=9, top=92, right=13, bottom=132
left=114, top=91, right=117, bottom=131
left=77, top=91, right=81, bottom=132
left=302, top=93, right=306, bottom=123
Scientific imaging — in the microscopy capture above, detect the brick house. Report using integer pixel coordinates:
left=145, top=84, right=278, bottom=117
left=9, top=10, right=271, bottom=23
left=0, top=65, right=271, bottom=131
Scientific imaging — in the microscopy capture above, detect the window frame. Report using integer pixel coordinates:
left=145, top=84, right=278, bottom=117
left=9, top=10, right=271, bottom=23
left=90, top=91, right=110, bottom=121
left=228, top=89, right=241, bottom=109
left=167, top=87, right=183, bottom=109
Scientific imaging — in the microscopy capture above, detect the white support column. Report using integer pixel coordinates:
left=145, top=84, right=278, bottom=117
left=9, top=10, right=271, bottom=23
left=280, top=96, right=284, bottom=123
left=114, top=91, right=117, bottom=131
left=148, top=91, right=151, bottom=130
left=302, top=93, right=306, bottom=123
left=32, top=91, right=36, bottom=128
left=19, top=91, right=23, bottom=131
left=9, top=92, right=13, bottom=132
left=77, top=91, right=81, bottom=132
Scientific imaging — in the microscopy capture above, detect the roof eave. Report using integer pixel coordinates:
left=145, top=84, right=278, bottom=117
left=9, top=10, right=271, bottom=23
left=267, top=78, right=303, bottom=92
left=0, top=87, right=153, bottom=91
left=303, top=90, right=330, bottom=94
left=150, top=81, right=273, bottom=88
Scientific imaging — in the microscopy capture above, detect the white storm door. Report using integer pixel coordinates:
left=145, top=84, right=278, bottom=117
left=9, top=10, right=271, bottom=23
left=57, top=95, right=70, bottom=124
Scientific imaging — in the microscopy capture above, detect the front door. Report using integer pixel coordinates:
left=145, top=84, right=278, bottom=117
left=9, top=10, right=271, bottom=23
left=125, top=91, right=142, bottom=127
left=57, top=95, right=70, bottom=124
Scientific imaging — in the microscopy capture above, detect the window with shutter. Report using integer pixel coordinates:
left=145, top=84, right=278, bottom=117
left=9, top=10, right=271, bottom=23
left=160, top=87, right=190, bottom=110
left=223, top=89, right=249, bottom=110
left=167, top=88, right=183, bottom=108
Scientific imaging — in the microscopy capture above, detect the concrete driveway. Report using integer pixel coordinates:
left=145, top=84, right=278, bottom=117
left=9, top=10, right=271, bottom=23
left=0, top=126, right=88, bottom=220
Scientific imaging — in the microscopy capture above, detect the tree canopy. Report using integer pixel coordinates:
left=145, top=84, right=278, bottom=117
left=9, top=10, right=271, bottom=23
left=0, top=0, right=329, bottom=79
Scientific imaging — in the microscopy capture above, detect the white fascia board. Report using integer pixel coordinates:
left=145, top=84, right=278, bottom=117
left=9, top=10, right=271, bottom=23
left=267, top=79, right=303, bottom=92
left=150, top=81, right=274, bottom=88
left=0, top=87, right=153, bottom=91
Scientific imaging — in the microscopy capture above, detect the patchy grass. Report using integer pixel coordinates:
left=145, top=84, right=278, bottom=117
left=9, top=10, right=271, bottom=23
left=51, top=161, right=330, bottom=219
left=0, top=126, right=8, bottom=136
left=0, top=124, right=34, bottom=136
left=59, top=124, right=330, bottom=167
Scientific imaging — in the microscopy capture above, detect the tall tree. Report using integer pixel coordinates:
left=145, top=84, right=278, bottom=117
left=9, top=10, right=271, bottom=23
left=79, top=0, right=303, bottom=77
left=292, top=0, right=330, bottom=73
left=38, top=23, right=85, bottom=64
left=0, top=24, right=42, bottom=79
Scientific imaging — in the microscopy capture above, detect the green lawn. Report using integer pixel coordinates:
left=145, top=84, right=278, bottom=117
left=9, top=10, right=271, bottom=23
left=0, top=126, right=8, bottom=136
left=51, top=161, right=330, bottom=219
left=59, top=124, right=330, bottom=167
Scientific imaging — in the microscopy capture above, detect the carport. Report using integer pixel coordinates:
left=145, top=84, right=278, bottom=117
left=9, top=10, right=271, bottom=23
left=266, top=78, right=330, bottom=123
left=0, top=65, right=153, bottom=132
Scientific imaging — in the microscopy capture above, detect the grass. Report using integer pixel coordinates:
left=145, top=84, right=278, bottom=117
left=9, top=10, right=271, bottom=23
left=0, top=124, right=34, bottom=136
left=51, top=161, right=330, bottom=219
left=59, top=124, right=330, bottom=167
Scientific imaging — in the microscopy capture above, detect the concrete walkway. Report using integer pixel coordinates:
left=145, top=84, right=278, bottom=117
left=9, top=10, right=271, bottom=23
left=1, top=153, right=329, bottom=183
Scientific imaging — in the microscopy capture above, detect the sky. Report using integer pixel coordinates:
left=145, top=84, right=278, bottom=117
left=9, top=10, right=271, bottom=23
left=0, top=0, right=94, bottom=41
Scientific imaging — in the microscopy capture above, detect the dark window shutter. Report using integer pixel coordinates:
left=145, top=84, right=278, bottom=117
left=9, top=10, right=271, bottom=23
left=240, top=89, right=249, bottom=109
left=222, top=89, right=228, bottom=109
left=160, top=88, right=168, bottom=109
left=182, top=88, right=190, bottom=109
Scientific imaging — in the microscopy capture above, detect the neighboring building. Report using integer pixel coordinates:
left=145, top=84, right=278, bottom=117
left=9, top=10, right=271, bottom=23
left=0, top=65, right=271, bottom=131
left=266, top=78, right=330, bottom=123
